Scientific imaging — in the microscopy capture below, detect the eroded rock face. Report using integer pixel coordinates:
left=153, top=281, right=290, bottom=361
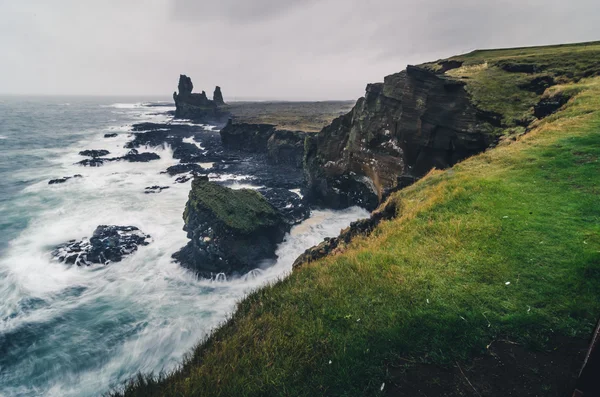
left=173, top=176, right=289, bottom=278
left=220, top=120, right=306, bottom=168
left=52, top=225, right=151, bottom=266
left=173, top=75, right=229, bottom=125
left=304, top=66, right=496, bottom=210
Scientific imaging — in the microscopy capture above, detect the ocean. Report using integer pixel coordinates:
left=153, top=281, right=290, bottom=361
left=0, top=96, right=368, bottom=396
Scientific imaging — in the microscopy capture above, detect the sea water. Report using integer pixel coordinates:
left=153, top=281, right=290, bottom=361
left=0, top=96, right=368, bottom=396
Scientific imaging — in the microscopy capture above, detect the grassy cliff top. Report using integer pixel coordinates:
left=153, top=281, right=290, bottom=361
left=421, top=41, right=600, bottom=130
left=184, top=177, right=281, bottom=234
left=114, top=43, right=600, bottom=396
left=226, top=101, right=354, bottom=132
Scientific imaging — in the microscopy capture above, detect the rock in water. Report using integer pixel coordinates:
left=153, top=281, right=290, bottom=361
left=213, top=86, right=225, bottom=106
left=52, top=225, right=151, bottom=266
left=258, top=188, right=310, bottom=225
left=79, top=149, right=110, bottom=158
left=173, top=176, right=289, bottom=278
left=172, top=75, right=229, bottom=125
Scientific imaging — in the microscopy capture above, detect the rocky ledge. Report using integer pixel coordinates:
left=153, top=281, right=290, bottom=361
left=52, top=225, right=151, bottom=266
left=220, top=120, right=306, bottom=168
left=173, top=176, right=293, bottom=278
left=173, top=75, right=230, bottom=126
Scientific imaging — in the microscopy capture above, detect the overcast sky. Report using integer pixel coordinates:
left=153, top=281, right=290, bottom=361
left=1, top=0, right=598, bottom=100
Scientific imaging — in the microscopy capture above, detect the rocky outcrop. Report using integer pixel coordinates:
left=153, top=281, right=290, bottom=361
left=258, top=188, right=310, bottom=225
left=220, top=120, right=306, bottom=168
left=76, top=149, right=160, bottom=166
left=52, top=225, right=151, bottom=266
left=213, top=86, right=225, bottom=106
left=267, top=130, right=306, bottom=168
left=173, top=75, right=229, bottom=125
left=48, top=175, right=82, bottom=185
left=79, top=149, right=110, bottom=158
left=293, top=199, right=397, bottom=268
left=304, top=66, right=496, bottom=210
left=173, top=176, right=290, bottom=278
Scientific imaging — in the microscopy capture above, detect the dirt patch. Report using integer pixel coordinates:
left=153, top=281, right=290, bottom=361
left=386, top=338, right=587, bottom=397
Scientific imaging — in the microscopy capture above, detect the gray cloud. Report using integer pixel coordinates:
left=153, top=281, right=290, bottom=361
left=0, top=0, right=598, bottom=99
left=172, top=0, right=316, bottom=22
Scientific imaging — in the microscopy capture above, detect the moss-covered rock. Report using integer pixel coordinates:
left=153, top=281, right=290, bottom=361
left=173, top=176, right=289, bottom=278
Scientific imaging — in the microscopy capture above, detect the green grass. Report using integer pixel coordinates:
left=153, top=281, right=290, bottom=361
left=112, top=51, right=600, bottom=397
left=184, top=177, right=281, bottom=233
left=422, top=41, right=600, bottom=129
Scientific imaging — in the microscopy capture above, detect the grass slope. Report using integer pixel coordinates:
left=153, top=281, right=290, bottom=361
left=112, top=50, right=600, bottom=397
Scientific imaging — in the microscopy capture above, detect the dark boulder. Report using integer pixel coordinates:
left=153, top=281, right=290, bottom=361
left=145, top=186, right=170, bottom=194
left=52, top=225, right=151, bottom=266
left=164, top=163, right=207, bottom=176
left=104, top=133, right=118, bottom=138
left=48, top=175, right=83, bottom=185
left=79, top=149, right=110, bottom=158
left=173, top=176, right=289, bottom=278
left=258, top=188, right=310, bottom=225
left=77, top=158, right=111, bottom=167
left=122, top=149, right=160, bottom=163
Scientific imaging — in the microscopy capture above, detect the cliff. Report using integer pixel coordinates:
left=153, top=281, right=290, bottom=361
left=173, top=75, right=229, bottom=125
left=304, top=42, right=600, bottom=210
left=219, top=121, right=306, bottom=168
left=112, top=41, right=600, bottom=397
left=304, top=67, right=496, bottom=209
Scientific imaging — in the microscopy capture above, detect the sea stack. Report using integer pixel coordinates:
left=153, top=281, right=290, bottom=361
left=213, top=86, right=225, bottom=106
left=172, top=75, right=230, bottom=126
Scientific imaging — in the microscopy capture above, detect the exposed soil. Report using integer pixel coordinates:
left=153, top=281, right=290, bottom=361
left=386, top=338, right=588, bottom=397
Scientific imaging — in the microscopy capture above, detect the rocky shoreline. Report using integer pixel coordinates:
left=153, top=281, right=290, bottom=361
left=52, top=63, right=569, bottom=279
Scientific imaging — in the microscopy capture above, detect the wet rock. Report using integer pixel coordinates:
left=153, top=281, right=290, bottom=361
left=144, top=186, right=170, bottom=194
left=77, top=158, right=112, bottom=167
left=175, top=175, right=193, bottom=184
left=52, top=225, right=151, bottom=266
left=104, top=133, right=118, bottom=138
left=173, top=176, right=289, bottom=278
left=79, top=149, right=110, bottom=158
left=48, top=175, right=83, bottom=185
left=258, top=188, right=310, bottom=225
left=122, top=149, right=160, bottom=162
left=164, top=163, right=207, bottom=176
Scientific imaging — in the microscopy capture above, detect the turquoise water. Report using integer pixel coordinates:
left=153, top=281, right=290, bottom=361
left=0, top=96, right=369, bottom=396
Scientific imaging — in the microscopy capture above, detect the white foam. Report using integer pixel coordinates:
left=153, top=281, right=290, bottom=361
left=0, top=103, right=369, bottom=397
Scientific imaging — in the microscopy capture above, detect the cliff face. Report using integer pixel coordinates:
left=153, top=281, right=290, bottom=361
left=304, top=66, right=496, bottom=210
left=220, top=121, right=306, bottom=168
left=173, top=75, right=229, bottom=125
